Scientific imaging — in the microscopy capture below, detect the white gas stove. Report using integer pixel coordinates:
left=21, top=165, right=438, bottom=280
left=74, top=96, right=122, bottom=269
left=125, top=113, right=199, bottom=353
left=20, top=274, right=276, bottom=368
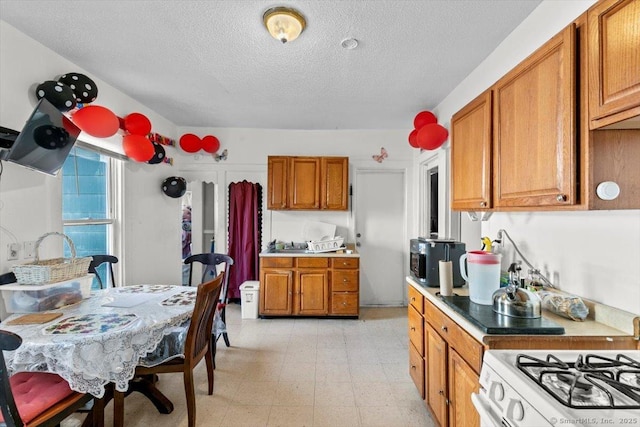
left=473, top=349, right=640, bottom=427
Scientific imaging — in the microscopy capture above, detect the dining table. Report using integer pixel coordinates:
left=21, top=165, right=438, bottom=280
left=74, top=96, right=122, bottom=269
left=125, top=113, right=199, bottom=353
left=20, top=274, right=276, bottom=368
left=0, top=283, right=198, bottom=427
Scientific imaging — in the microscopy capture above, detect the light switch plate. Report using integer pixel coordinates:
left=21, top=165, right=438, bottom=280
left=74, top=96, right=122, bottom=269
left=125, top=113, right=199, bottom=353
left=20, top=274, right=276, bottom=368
left=24, top=241, right=36, bottom=258
left=7, top=243, right=20, bottom=260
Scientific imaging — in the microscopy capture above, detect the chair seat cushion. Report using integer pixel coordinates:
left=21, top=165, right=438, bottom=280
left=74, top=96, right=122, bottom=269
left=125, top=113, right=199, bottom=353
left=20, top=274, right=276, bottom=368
left=0, top=372, right=76, bottom=423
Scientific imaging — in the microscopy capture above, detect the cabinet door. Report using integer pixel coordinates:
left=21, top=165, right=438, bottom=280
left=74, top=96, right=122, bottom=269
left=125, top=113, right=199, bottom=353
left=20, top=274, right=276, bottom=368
left=267, top=156, right=288, bottom=209
left=426, top=324, right=448, bottom=427
left=321, top=157, right=349, bottom=210
left=289, top=157, right=321, bottom=209
left=296, top=270, right=328, bottom=315
left=451, top=90, right=493, bottom=210
left=448, top=349, right=480, bottom=427
left=260, top=269, right=293, bottom=315
left=493, top=25, right=577, bottom=208
left=589, top=0, right=640, bottom=128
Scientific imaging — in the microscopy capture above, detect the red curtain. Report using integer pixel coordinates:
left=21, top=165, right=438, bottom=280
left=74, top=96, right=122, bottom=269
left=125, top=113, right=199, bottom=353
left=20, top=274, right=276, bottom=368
left=227, top=181, right=262, bottom=299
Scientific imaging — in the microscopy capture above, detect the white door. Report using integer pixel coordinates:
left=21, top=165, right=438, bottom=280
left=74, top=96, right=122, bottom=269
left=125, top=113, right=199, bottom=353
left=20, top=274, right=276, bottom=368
left=355, top=169, right=406, bottom=306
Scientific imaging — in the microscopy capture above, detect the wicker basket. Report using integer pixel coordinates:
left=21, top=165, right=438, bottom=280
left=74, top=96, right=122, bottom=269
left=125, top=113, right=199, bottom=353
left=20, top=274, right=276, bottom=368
left=12, top=232, right=91, bottom=285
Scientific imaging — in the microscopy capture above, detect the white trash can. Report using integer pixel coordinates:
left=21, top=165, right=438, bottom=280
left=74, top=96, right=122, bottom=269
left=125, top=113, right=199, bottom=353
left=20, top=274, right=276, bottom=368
left=239, top=281, right=260, bottom=319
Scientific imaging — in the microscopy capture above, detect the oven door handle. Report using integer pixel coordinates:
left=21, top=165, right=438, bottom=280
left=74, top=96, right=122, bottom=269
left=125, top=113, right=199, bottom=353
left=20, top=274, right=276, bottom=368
left=471, top=392, right=501, bottom=427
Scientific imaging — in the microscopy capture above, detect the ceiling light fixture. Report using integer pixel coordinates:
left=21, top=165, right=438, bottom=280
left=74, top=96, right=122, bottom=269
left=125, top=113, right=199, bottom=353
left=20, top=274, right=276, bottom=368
left=263, top=7, right=306, bottom=44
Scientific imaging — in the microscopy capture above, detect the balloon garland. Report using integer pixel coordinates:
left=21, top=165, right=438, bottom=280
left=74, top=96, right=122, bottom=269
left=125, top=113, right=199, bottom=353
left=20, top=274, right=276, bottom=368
left=178, top=133, right=221, bottom=154
left=32, top=72, right=178, bottom=165
left=408, top=110, right=449, bottom=151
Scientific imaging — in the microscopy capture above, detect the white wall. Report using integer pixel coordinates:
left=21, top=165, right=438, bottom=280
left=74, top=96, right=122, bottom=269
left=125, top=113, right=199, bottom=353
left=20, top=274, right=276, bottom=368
left=0, top=20, right=416, bottom=290
left=175, top=127, right=415, bottom=255
left=0, top=21, right=180, bottom=286
left=432, top=0, right=640, bottom=314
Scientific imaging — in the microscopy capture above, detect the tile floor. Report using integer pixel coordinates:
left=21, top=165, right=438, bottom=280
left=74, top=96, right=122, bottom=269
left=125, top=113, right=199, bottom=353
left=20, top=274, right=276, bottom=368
left=70, top=305, right=435, bottom=427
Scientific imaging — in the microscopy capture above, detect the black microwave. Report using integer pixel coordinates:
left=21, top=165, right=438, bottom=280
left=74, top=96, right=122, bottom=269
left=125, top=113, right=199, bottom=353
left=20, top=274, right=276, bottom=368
left=410, top=238, right=465, bottom=288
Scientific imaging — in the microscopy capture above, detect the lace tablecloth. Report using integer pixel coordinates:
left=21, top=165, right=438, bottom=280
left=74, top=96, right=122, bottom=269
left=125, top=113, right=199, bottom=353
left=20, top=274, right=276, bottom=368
left=0, top=285, right=196, bottom=398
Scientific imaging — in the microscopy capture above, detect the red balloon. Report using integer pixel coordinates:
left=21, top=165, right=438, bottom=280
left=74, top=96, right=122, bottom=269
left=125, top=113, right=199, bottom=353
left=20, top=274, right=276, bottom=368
left=201, top=135, right=220, bottom=154
left=414, top=111, right=437, bottom=129
left=408, top=129, right=419, bottom=148
left=71, top=105, right=119, bottom=138
left=417, top=123, right=449, bottom=150
left=123, top=134, right=154, bottom=162
left=179, top=134, right=202, bottom=153
left=124, top=113, right=152, bottom=135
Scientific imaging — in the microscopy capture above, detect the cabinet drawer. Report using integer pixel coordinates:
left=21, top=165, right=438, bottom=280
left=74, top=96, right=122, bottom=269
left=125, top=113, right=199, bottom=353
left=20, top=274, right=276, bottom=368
left=297, top=257, right=329, bottom=268
left=408, top=285, right=424, bottom=314
left=331, top=258, right=359, bottom=269
left=425, top=298, right=483, bottom=374
left=409, top=342, right=425, bottom=399
left=332, top=270, right=358, bottom=291
left=408, top=305, right=424, bottom=356
left=261, top=257, right=294, bottom=268
left=331, top=292, right=358, bottom=315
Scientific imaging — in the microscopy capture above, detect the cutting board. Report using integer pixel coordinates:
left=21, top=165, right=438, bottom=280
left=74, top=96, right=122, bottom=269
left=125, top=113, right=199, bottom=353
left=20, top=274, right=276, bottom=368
left=302, top=221, right=336, bottom=242
left=6, top=312, right=63, bottom=325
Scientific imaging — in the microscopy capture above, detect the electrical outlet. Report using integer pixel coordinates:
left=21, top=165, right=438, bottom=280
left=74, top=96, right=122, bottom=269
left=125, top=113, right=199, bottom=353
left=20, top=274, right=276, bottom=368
left=7, top=243, right=20, bottom=260
left=24, top=241, right=36, bottom=259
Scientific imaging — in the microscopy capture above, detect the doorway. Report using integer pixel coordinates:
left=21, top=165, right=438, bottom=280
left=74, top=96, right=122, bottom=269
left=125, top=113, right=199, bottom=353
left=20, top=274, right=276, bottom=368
left=182, top=183, right=217, bottom=285
left=354, top=169, right=406, bottom=306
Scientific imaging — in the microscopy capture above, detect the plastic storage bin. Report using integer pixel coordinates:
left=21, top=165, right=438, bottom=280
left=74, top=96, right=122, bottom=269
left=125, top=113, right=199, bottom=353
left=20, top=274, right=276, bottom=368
left=0, top=274, right=94, bottom=314
left=239, top=281, right=260, bottom=319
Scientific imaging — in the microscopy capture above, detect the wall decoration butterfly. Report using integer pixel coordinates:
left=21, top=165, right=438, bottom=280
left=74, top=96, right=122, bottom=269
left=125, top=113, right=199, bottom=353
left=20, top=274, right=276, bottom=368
left=214, top=149, right=228, bottom=162
left=372, top=147, right=388, bottom=163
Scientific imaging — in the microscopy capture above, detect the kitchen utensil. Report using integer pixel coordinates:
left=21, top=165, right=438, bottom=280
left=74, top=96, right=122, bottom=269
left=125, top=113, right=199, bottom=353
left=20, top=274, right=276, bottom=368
left=492, top=283, right=541, bottom=318
left=459, top=251, right=501, bottom=305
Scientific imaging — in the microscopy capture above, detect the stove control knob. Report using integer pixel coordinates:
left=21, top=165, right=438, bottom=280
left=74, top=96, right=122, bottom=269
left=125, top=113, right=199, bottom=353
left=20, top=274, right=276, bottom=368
left=507, top=398, right=525, bottom=421
left=489, top=382, right=504, bottom=401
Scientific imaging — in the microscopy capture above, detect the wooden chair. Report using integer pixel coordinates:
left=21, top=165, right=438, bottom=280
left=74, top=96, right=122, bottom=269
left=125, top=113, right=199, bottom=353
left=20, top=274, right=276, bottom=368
left=133, top=273, right=223, bottom=427
left=183, top=253, right=234, bottom=365
left=0, top=330, right=96, bottom=427
left=88, top=255, right=118, bottom=289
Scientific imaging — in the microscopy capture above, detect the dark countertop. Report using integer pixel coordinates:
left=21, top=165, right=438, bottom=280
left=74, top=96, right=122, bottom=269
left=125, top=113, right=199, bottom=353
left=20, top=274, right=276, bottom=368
left=439, top=295, right=565, bottom=335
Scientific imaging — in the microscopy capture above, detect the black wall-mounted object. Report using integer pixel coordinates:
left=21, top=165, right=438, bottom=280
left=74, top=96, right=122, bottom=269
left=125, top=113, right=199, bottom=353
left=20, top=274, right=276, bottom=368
left=0, top=99, right=81, bottom=176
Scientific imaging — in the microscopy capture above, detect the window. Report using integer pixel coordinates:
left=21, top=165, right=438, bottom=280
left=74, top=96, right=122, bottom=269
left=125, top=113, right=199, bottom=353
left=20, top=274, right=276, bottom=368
left=62, top=147, right=120, bottom=288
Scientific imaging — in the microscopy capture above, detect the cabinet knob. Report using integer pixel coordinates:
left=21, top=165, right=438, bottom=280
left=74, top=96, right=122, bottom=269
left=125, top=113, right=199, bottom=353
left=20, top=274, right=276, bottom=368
left=410, top=326, right=416, bottom=331
left=445, top=398, right=450, bottom=406
left=343, top=278, right=348, bottom=282
left=441, top=325, right=448, bottom=333
left=480, top=201, right=487, bottom=207
left=342, top=302, right=347, bottom=306
left=438, top=390, right=444, bottom=396
left=411, top=297, right=415, bottom=302
left=556, top=194, right=567, bottom=202
left=411, top=365, right=416, bottom=370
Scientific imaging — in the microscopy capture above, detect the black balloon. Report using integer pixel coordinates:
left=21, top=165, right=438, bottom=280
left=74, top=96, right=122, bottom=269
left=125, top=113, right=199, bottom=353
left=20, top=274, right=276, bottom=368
left=33, top=125, right=70, bottom=149
left=58, top=73, right=98, bottom=103
left=147, top=142, right=166, bottom=164
left=162, top=176, right=186, bottom=198
left=35, top=81, right=77, bottom=111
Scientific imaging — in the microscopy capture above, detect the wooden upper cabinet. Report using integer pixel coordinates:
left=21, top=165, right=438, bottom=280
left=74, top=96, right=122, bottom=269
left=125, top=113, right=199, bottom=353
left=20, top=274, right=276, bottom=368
left=451, top=90, right=493, bottom=211
left=588, top=0, right=640, bottom=128
left=289, top=157, right=321, bottom=209
left=267, top=156, right=288, bottom=209
left=321, top=157, right=349, bottom=210
left=267, top=156, right=349, bottom=210
left=493, top=25, right=577, bottom=208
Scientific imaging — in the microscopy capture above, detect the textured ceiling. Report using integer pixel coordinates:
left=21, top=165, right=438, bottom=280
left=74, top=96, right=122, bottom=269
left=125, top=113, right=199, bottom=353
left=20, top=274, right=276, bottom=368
left=0, top=0, right=542, bottom=130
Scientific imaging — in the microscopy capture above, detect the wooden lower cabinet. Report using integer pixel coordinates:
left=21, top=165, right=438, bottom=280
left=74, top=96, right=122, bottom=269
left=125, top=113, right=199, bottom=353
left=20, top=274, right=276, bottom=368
left=296, top=270, right=328, bottom=315
left=260, top=269, right=293, bottom=315
left=426, top=323, right=449, bottom=427
left=408, top=282, right=638, bottom=426
left=448, top=349, right=480, bottom=427
left=259, top=256, right=359, bottom=317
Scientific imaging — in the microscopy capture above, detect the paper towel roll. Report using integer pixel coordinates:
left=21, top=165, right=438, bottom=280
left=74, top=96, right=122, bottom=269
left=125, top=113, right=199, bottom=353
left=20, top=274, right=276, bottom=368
left=439, top=260, right=453, bottom=296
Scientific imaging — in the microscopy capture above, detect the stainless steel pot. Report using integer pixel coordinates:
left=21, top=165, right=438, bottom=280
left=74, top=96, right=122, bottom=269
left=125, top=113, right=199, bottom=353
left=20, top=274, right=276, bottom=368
left=492, top=284, right=541, bottom=318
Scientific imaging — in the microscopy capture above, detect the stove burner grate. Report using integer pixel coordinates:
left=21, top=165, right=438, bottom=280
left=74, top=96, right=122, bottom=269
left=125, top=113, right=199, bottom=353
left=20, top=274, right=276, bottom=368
left=516, top=353, right=640, bottom=409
